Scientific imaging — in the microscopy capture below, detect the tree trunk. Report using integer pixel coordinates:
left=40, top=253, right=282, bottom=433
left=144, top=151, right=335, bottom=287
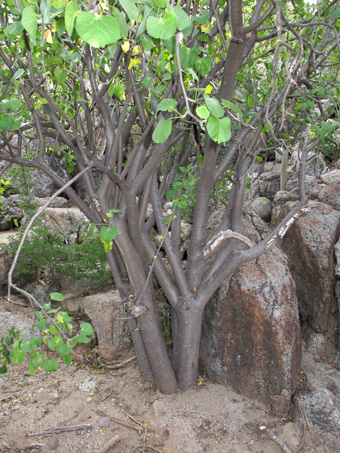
left=172, top=306, right=204, bottom=390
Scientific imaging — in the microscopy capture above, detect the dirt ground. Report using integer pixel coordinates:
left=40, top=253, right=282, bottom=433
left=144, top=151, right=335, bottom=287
left=1, top=300, right=339, bottom=453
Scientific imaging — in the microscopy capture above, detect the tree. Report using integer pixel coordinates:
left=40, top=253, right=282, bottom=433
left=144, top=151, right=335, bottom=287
left=0, top=0, right=339, bottom=393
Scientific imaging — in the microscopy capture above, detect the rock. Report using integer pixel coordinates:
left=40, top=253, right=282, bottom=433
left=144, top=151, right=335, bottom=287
left=41, top=207, right=89, bottom=238
left=257, top=171, right=281, bottom=200
left=335, top=238, right=340, bottom=278
left=201, top=214, right=301, bottom=416
left=320, top=169, right=340, bottom=185
left=297, top=389, right=340, bottom=450
left=47, top=437, right=59, bottom=450
left=250, top=197, right=272, bottom=222
left=0, top=195, right=24, bottom=231
left=280, top=201, right=340, bottom=335
left=291, top=150, right=327, bottom=178
left=98, top=417, right=111, bottom=428
left=318, top=183, right=340, bottom=211
left=35, top=196, right=70, bottom=208
left=82, top=290, right=127, bottom=360
left=79, top=377, right=98, bottom=392
left=0, top=313, right=39, bottom=340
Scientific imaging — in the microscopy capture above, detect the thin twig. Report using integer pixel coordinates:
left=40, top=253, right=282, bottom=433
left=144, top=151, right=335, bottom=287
left=96, top=410, right=143, bottom=433
left=26, top=424, right=93, bottom=437
left=103, top=355, right=137, bottom=370
left=121, top=408, right=145, bottom=428
left=96, top=435, right=120, bottom=453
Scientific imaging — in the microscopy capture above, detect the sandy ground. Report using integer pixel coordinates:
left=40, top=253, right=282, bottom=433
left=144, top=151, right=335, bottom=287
left=1, top=299, right=339, bottom=453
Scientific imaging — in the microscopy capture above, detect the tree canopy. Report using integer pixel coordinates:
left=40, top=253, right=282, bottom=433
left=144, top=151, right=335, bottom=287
left=0, top=0, right=339, bottom=392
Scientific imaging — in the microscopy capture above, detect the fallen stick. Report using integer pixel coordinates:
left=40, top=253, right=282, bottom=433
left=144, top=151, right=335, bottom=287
left=120, top=408, right=145, bottom=428
left=26, top=424, right=93, bottom=437
left=96, top=435, right=120, bottom=453
left=103, top=356, right=137, bottom=370
left=96, top=410, right=143, bottom=433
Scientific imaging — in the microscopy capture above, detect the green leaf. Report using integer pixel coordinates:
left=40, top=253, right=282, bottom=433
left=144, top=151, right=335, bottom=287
left=156, top=99, right=178, bottom=113
left=146, top=10, right=177, bottom=40
left=76, top=335, right=91, bottom=344
left=31, top=356, right=42, bottom=368
left=21, top=6, right=37, bottom=41
left=141, top=34, right=154, bottom=51
left=42, top=358, right=59, bottom=372
left=63, top=353, right=72, bottom=365
left=99, top=225, right=118, bottom=242
left=50, top=292, right=64, bottom=302
left=79, top=322, right=94, bottom=336
left=207, top=116, right=232, bottom=144
left=57, top=344, right=72, bottom=356
left=54, top=67, right=67, bottom=84
left=195, top=56, right=211, bottom=76
left=13, top=69, right=25, bottom=80
left=114, top=7, right=128, bottom=38
left=1, top=99, right=21, bottom=111
left=173, top=5, right=191, bottom=31
left=37, top=318, right=47, bottom=331
left=119, top=0, right=138, bottom=20
left=193, top=11, right=209, bottom=24
left=11, top=347, right=25, bottom=364
left=76, top=12, right=121, bottom=48
left=20, top=340, right=31, bottom=353
left=47, top=339, right=57, bottom=351
left=204, top=94, right=224, bottom=118
left=0, top=364, right=8, bottom=374
left=65, top=1, right=78, bottom=36
left=8, top=21, right=24, bottom=35
left=152, top=118, right=172, bottom=143
left=179, top=46, right=198, bottom=70
left=221, top=99, right=243, bottom=119
left=196, top=105, right=210, bottom=119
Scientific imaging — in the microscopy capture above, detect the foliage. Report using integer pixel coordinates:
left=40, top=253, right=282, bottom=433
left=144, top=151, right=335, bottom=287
left=0, top=292, right=94, bottom=374
left=9, top=223, right=111, bottom=283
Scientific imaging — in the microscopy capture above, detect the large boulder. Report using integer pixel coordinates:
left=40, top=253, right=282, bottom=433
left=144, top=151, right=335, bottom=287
left=201, top=213, right=301, bottom=416
left=278, top=202, right=340, bottom=338
left=318, top=182, right=340, bottom=211
left=81, top=291, right=127, bottom=360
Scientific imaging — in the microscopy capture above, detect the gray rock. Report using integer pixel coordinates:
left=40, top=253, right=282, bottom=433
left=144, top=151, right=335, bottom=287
left=291, top=150, right=327, bottom=178
left=82, top=290, right=127, bottom=360
left=0, top=313, right=39, bottom=340
left=250, top=197, right=272, bottom=222
left=335, top=238, right=340, bottom=278
left=318, top=183, right=340, bottom=211
left=321, top=169, right=340, bottom=185
left=0, top=195, right=24, bottom=231
left=201, top=213, right=301, bottom=416
left=257, top=171, right=281, bottom=201
left=297, top=389, right=340, bottom=449
left=280, top=201, right=340, bottom=335
left=35, top=196, right=70, bottom=208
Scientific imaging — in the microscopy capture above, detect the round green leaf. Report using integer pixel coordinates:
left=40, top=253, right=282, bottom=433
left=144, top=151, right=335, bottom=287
left=152, top=118, right=172, bottom=143
left=204, top=94, right=224, bottom=118
left=42, top=358, right=59, bottom=372
left=146, top=10, right=177, bottom=40
left=11, top=347, right=25, bottom=364
left=21, top=6, right=37, bottom=41
left=156, top=99, right=178, bottom=113
left=196, top=105, right=210, bottom=119
left=50, top=292, right=64, bottom=302
left=63, top=353, right=72, bottom=365
left=100, top=225, right=118, bottom=242
left=65, top=1, right=79, bottom=36
left=119, top=0, right=138, bottom=21
left=207, top=116, right=231, bottom=144
left=80, top=322, right=94, bottom=336
left=76, top=12, right=121, bottom=48
left=173, top=6, right=191, bottom=31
